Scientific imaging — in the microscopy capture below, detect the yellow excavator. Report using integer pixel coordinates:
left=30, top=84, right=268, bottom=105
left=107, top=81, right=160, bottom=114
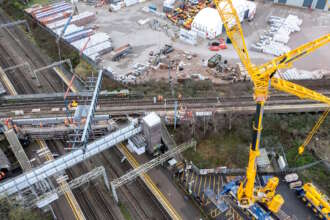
left=214, top=0, right=330, bottom=215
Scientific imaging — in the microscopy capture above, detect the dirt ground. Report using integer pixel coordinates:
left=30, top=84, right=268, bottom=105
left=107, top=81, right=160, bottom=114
left=76, top=0, right=330, bottom=83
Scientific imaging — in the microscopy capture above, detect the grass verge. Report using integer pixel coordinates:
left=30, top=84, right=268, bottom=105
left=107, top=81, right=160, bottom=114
left=118, top=202, right=132, bottom=220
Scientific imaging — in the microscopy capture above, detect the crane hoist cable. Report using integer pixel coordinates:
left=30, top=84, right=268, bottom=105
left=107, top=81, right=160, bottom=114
left=214, top=0, right=330, bottom=213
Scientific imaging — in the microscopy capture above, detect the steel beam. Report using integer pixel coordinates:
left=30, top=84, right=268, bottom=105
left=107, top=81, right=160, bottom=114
left=0, top=123, right=141, bottom=197
left=12, top=115, right=109, bottom=126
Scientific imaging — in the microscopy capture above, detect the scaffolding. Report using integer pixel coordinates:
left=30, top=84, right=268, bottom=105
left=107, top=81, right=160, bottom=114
left=80, top=70, right=103, bottom=150
left=68, top=70, right=103, bottom=151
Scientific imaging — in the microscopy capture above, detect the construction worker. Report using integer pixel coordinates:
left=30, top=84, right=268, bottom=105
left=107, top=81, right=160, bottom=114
left=0, top=171, right=6, bottom=180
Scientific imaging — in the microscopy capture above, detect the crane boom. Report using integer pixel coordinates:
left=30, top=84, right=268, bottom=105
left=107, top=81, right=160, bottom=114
left=215, top=0, right=330, bottom=214
left=298, top=108, right=329, bottom=155
left=256, top=34, right=330, bottom=77
left=271, top=77, right=330, bottom=104
left=214, top=0, right=252, bottom=69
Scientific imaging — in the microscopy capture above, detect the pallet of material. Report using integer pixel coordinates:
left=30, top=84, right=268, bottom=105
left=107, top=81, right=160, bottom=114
left=39, top=10, right=73, bottom=25
left=25, top=1, right=67, bottom=14
left=71, top=32, right=110, bottom=51
left=83, top=41, right=113, bottom=57
left=47, top=11, right=96, bottom=30
left=64, top=29, right=94, bottom=43
left=87, top=53, right=101, bottom=63
left=54, top=24, right=84, bottom=37
left=34, top=4, right=72, bottom=19
left=277, top=68, right=324, bottom=80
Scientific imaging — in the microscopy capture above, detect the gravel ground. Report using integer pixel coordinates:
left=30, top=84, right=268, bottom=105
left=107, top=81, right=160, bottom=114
left=76, top=1, right=330, bottom=79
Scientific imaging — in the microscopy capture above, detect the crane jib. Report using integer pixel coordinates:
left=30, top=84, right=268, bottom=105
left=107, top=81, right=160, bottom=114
left=283, top=51, right=308, bottom=65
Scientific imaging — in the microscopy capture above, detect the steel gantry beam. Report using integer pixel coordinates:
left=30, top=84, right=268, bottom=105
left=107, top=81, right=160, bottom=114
left=11, top=115, right=110, bottom=126
left=33, top=59, right=74, bottom=87
left=2, top=62, right=37, bottom=79
left=0, top=20, right=30, bottom=32
left=0, top=123, right=141, bottom=197
left=110, top=140, right=196, bottom=203
left=33, top=166, right=109, bottom=208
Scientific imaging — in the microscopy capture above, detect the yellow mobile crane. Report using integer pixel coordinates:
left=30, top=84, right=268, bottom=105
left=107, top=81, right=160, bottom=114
left=214, top=0, right=330, bottom=215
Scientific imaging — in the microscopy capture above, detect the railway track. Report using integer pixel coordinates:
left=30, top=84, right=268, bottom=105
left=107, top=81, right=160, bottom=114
left=0, top=94, right=326, bottom=112
left=0, top=11, right=124, bottom=220
left=99, top=151, right=154, bottom=220
left=2, top=90, right=330, bottom=106
left=0, top=37, right=36, bottom=94
left=0, top=10, right=63, bottom=94
left=49, top=140, right=169, bottom=220
left=103, top=147, right=170, bottom=219
left=0, top=10, right=170, bottom=220
left=48, top=141, right=117, bottom=220
left=0, top=98, right=327, bottom=120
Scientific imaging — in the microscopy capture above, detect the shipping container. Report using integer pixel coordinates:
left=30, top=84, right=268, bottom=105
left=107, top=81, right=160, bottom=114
left=303, top=0, right=313, bottom=7
left=285, top=0, right=304, bottom=7
left=315, top=0, right=327, bottom=9
left=124, top=0, right=138, bottom=7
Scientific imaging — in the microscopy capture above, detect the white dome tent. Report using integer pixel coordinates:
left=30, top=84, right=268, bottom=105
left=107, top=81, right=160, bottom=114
left=191, top=7, right=222, bottom=39
left=191, top=0, right=256, bottom=39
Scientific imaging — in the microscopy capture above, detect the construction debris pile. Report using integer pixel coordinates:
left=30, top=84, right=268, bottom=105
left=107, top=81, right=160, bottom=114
left=112, top=45, right=175, bottom=84
left=25, top=1, right=113, bottom=63
left=252, top=15, right=303, bottom=56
